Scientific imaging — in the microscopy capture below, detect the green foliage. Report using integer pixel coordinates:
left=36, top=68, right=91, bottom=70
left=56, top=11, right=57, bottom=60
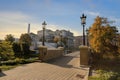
left=0, top=58, right=38, bottom=66
left=5, top=34, right=15, bottom=43
left=0, top=41, right=14, bottom=60
left=89, top=70, right=120, bottom=80
left=19, top=33, right=32, bottom=57
left=21, top=43, right=30, bottom=57
left=0, top=65, right=17, bottom=71
left=19, top=33, right=32, bottom=45
left=118, top=35, right=120, bottom=54
left=12, top=42, right=35, bottom=58
left=0, top=58, right=38, bottom=71
left=12, top=42, right=22, bottom=57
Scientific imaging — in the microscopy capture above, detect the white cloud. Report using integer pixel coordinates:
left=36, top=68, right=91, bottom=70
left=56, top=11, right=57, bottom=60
left=0, top=11, right=29, bottom=24
left=0, top=11, right=82, bottom=40
left=109, top=16, right=120, bottom=32
left=109, top=17, right=120, bottom=23
left=0, top=11, right=30, bottom=39
left=84, top=11, right=100, bottom=16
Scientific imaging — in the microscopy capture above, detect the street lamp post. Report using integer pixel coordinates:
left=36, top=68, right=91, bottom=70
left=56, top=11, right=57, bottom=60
left=60, top=31, right=62, bottom=47
left=80, top=14, right=87, bottom=45
left=42, top=21, right=47, bottom=46
left=67, top=30, right=69, bottom=51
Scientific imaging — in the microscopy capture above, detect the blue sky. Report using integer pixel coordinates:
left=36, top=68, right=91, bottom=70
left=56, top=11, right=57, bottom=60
left=0, top=0, right=120, bottom=39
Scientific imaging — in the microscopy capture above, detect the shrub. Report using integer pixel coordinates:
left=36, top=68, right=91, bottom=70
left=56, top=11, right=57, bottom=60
left=89, top=70, right=120, bottom=80
left=0, top=41, right=14, bottom=60
left=0, top=58, right=38, bottom=65
left=12, top=42, right=22, bottom=57
left=21, top=43, right=30, bottom=56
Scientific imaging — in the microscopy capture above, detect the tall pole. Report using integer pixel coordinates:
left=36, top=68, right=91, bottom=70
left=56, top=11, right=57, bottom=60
left=60, top=31, right=62, bottom=47
left=43, top=27, right=45, bottom=46
left=42, top=21, right=47, bottom=46
left=86, top=29, right=89, bottom=46
left=83, top=24, right=85, bottom=45
left=80, top=14, right=86, bottom=46
left=67, top=30, right=69, bottom=51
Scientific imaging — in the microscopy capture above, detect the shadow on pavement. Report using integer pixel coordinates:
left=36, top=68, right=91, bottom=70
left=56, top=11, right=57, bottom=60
left=0, top=71, right=6, bottom=77
left=47, top=55, right=74, bottom=68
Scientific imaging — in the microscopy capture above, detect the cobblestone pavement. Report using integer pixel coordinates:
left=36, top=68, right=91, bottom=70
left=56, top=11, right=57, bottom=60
left=0, top=51, right=89, bottom=80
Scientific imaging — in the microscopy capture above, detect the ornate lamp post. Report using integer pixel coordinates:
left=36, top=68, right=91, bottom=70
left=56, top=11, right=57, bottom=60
left=67, top=30, right=70, bottom=51
left=80, top=14, right=87, bottom=45
left=42, top=21, right=47, bottom=46
left=60, top=31, right=62, bottom=47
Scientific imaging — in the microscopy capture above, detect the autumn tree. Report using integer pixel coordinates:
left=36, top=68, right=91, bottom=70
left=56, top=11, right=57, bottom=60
left=54, top=36, right=66, bottom=47
left=118, top=34, right=120, bottom=54
left=5, top=34, right=15, bottom=43
left=89, top=16, right=118, bottom=58
left=54, top=36, right=60, bottom=43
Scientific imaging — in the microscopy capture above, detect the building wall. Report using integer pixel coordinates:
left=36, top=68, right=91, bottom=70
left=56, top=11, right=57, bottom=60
left=74, top=36, right=87, bottom=49
left=54, top=30, right=74, bottom=48
left=37, top=29, right=74, bottom=48
left=37, top=29, right=54, bottom=42
left=29, top=33, right=39, bottom=50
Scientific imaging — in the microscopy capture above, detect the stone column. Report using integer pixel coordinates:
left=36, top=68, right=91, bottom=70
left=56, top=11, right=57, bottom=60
left=79, top=46, right=89, bottom=66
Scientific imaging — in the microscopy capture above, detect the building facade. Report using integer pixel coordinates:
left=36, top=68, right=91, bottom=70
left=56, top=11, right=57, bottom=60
left=29, top=33, right=39, bottom=50
left=37, top=29, right=54, bottom=42
left=37, top=29, right=74, bottom=48
left=74, top=36, right=88, bottom=49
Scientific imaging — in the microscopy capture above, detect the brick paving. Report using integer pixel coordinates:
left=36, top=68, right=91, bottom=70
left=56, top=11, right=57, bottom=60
left=0, top=51, right=89, bottom=80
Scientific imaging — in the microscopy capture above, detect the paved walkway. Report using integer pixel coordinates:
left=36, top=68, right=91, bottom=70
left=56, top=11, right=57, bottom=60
left=0, top=51, right=89, bottom=80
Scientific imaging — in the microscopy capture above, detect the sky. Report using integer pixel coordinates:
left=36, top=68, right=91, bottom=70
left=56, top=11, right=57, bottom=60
left=0, top=0, right=120, bottom=39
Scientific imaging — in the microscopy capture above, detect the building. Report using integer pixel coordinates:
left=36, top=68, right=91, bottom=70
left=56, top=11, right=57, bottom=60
left=74, top=36, right=82, bottom=49
left=29, top=33, right=39, bottom=50
left=54, top=30, right=74, bottom=48
left=37, top=29, right=74, bottom=48
left=74, top=36, right=87, bottom=49
left=37, top=29, right=54, bottom=42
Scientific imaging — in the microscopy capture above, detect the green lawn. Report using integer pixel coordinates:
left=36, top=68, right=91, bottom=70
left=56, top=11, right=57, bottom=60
left=0, top=57, right=38, bottom=71
left=0, top=65, right=20, bottom=71
left=89, top=57, right=120, bottom=80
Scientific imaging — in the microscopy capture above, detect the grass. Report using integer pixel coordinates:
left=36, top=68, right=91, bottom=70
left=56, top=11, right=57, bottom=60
left=89, top=56, right=120, bottom=80
left=0, top=65, right=20, bottom=71
left=0, top=57, right=38, bottom=71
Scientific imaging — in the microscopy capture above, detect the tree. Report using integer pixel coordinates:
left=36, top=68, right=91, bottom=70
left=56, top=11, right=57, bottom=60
left=0, top=41, right=14, bottom=60
left=5, top=34, right=15, bottom=43
left=89, top=16, right=118, bottom=58
left=12, top=42, right=22, bottom=57
left=118, top=34, right=120, bottom=54
left=19, top=33, right=32, bottom=45
left=19, top=33, right=32, bottom=56
left=54, top=36, right=60, bottom=43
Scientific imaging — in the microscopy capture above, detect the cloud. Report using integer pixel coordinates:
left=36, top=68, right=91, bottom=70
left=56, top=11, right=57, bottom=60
left=0, top=11, right=29, bottom=24
left=109, top=16, right=120, bottom=32
left=0, top=11, right=30, bottom=39
left=109, top=17, right=120, bottom=23
left=0, top=11, right=80, bottom=39
left=84, top=11, right=100, bottom=16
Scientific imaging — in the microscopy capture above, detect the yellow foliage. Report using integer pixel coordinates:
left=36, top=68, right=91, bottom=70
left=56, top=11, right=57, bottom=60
left=54, top=36, right=60, bottom=43
left=89, top=16, right=118, bottom=55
